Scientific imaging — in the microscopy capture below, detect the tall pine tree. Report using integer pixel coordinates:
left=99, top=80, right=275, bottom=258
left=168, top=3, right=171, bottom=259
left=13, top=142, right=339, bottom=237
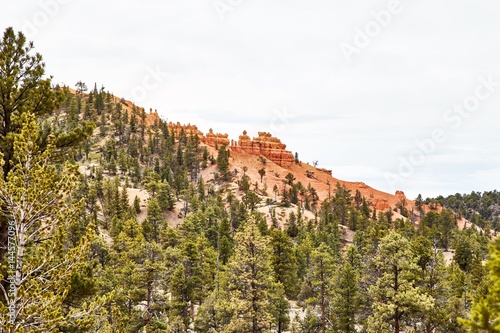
left=223, top=217, right=277, bottom=333
left=0, top=113, right=93, bottom=331
left=367, top=232, right=433, bottom=333
left=461, top=237, right=500, bottom=332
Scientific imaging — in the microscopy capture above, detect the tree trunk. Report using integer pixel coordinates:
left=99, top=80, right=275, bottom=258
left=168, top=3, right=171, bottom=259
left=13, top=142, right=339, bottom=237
left=0, top=217, right=8, bottom=266
left=0, top=111, right=12, bottom=263
left=145, top=280, right=152, bottom=333
left=320, top=261, right=326, bottom=333
left=252, top=280, right=258, bottom=333
left=394, top=266, right=399, bottom=333
left=394, top=308, right=399, bottom=333
left=12, top=224, right=26, bottom=329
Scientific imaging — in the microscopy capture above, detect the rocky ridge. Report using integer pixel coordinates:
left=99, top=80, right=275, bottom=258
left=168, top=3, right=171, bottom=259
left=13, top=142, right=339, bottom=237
left=160, top=122, right=414, bottom=212
left=232, top=130, right=295, bottom=168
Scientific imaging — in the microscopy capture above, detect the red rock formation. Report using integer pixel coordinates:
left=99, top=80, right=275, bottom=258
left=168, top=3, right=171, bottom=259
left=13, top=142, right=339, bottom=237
left=145, top=108, right=160, bottom=126
left=395, top=190, right=407, bottom=201
left=372, top=198, right=390, bottom=211
left=233, top=131, right=295, bottom=168
left=317, top=168, right=333, bottom=176
left=203, top=128, right=230, bottom=147
left=167, top=122, right=203, bottom=138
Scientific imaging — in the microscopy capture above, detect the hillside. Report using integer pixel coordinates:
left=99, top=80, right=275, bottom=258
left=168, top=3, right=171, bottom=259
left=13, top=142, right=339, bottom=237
left=63, top=84, right=424, bottom=231
left=4, top=25, right=500, bottom=333
left=39, top=85, right=492, bottom=332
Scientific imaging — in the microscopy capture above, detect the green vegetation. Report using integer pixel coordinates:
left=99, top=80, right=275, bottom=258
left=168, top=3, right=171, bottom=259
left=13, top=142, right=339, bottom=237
left=0, top=27, right=497, bottom=332
left=429, top=191, right=500, bottom=232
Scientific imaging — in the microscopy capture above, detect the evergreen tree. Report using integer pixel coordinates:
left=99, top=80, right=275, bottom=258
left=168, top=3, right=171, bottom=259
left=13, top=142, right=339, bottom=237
left=419, top=246, right=456, bottom=333
left=333, top=183, right=352, bottom=226
left=243, top=191, right=261, bottom=211
left=258, top=167, right=266, bottom=183
left=269, top=228, right=299, bottom=299
left=298, top=243, right=336, bottom=333
left=195, top=280, right=233, bottom=333
left=332, top=245, right=362, bottom=333
left=158, top=181, right=175, bottom=211
left=454, top=232, right=478, bottom=272
left=169, top=244, right=201, bottom=329
left=119, top=179, right=130, bottom=216
left=223, top=217, right=276, bottom=332
left=239, top=174, right=251, bottom=193
left=367, top=232, right=433, bottom=333
left=133, top=195, right=141, bottom=214
left=0, top=113, right=94, bottom=331
left=142, top=198, right=165, bottom=243
left=269, top=281, right=290, bottom=333
left=461, top=237, right=500, bottom=332
left=218, top=218, right=234, bottom=265
left=216, top=144, right=231, bottom=181
left=0, top=28, right=58, bottom=176
left=415, top=193, right=424, bottom=217
left=106, top=218, right=168, bottom=332
left=0, top=28, right=58, bottom=262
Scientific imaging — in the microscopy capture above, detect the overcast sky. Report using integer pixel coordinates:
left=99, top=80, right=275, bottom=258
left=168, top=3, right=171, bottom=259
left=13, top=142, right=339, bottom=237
left=2, top=0, right=500, bottom=199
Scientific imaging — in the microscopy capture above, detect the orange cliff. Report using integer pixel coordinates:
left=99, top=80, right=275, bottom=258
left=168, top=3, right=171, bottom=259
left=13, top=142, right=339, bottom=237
left=167, top=122, right=203, bottom=138
left=231, top=131, right=295, bottom=168
left=145, top=108, right=160, bottom=126
left=204, top=128, right=230, bottom=146
left=162, top=124, right=294, bottom=168
left=283, top=163, right=413, bottom=212
left=166, top=123, right=231, bottom=147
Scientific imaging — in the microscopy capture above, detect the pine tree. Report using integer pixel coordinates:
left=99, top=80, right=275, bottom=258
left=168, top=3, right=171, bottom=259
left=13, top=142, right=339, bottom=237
left=134, top=195, right=141, bottom=214
left=0, top=28, right=58, bottom=176
left=417, top=244, right=454, bottom=333
left=333, top=183, right=352, bottom=226
left=119, top=179, right=130, bottom=216
left=269, top=228, right=299, bottom=299
left=332, top=245, right=362, bottom=333
left=367, top=232, right=433, bottom=333
left=169, top=236, right=216, bottom=331
left=415, top=193, right=424, bottom=217
left=269, top=281, right=290, bottom=333
left=118, top=148, right=128, bottom=174
left=223, top=217, right=276, bottom=332
left=298, top=243, right=336, bottom=333
left=142, top=198, right=165, bottom=242
left=461, top=237, right=500, bottom=332
left=195, top=280, right=233, bottom=333
left=158, top=181, right=175, bottom=211
left=106, top=218, right=168, bottom=332
left=0, top=113, right=93, bottom=331
left=0, top=28, right=59, bottom=263
left=218, top=218, right=234, bottom=265
left=197, top=176, right=206, bottom=201
left=216, top=144, right=231, bottom=181
left=108, top=156, right=117, bottom=174
left=454, top=232, right=478, bottom=272
left=258, top=168, right=266, bottom=183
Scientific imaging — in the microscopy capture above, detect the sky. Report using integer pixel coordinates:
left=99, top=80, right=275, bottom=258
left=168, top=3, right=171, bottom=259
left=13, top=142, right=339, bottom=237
left=2, top=0, right=500, bottom=199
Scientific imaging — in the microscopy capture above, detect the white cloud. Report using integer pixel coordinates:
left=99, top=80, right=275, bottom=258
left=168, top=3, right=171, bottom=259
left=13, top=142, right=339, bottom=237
left=1, top=0, right=499, bottom=197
